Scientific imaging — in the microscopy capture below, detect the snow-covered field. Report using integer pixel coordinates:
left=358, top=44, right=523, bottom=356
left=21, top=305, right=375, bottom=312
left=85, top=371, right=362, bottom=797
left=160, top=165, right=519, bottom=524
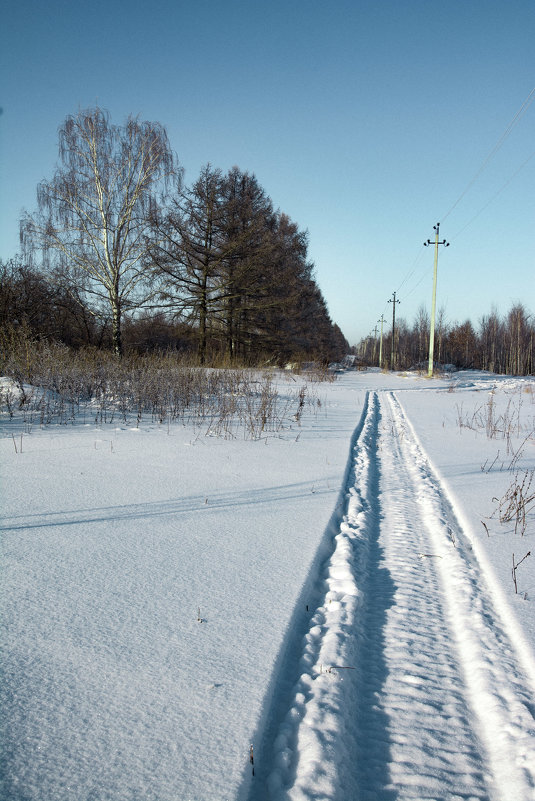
left=1, top=369, right=534, bottom=801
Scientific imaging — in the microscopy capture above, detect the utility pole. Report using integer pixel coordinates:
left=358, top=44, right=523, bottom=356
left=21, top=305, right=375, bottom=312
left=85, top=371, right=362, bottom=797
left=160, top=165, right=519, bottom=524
left=388, top=292, right=400, bottom=369
left=424, top=223, right=449, bottom=377
left=372, top=324, right=379, bottom=363
left=378, top=315, right=385, bottom=368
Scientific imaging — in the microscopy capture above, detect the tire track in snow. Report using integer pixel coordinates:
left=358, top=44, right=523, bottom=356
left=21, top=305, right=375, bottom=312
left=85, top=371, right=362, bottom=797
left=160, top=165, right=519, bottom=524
left=250, top=391, right=535, bottom=801
left=386, top=391, right=535, bottom=800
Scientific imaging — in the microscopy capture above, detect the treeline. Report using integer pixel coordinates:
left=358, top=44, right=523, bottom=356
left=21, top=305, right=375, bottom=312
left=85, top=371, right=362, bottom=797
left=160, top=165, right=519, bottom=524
left=357, top=303, right=534, bottom=375
left=4, top=107, right=347, bottom=366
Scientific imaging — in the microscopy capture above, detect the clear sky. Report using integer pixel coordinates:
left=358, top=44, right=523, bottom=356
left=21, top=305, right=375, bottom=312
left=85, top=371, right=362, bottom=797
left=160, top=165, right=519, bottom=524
left=1, top=0, right=534, bottom=345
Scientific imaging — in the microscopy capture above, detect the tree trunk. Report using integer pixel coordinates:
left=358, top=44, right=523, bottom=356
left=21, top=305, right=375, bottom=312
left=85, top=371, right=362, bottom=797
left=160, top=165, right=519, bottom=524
left=198, top=279, right=207, bottom=365
left=112, top=298, right=122, bottom=357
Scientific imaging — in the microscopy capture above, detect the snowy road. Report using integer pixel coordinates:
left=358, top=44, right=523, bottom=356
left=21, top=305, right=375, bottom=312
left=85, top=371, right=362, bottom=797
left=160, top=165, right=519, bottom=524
left=254, top=391, right=535, bottom=801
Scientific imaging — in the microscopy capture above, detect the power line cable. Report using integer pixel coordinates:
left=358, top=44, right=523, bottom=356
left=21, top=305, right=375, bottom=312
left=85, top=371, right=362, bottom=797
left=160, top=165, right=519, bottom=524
left=450, top=148, right=535, bottom=240
left=395, top=245, right=426, bottom=295
left=364, top=93, right=534, bottom=340
left=397, top=145, right=533, bottom=309
left=399, top=267, right=430, bottom=302
left=398, top=245, right=441, bottom=303
left=366, top=247, right=428, bottom=338
left=440, top=86, right=535, bottom=223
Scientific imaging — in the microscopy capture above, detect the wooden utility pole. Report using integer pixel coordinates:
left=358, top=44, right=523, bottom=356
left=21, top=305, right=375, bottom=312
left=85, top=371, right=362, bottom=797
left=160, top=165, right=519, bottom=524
left=424, top=223, right=449, bottom=377
left=388, top=292, right=400, bottom=369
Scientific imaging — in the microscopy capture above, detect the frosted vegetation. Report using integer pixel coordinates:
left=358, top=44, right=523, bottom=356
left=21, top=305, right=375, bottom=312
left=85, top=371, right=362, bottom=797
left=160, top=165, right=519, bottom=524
left=1, top=334, right=328, bottom=440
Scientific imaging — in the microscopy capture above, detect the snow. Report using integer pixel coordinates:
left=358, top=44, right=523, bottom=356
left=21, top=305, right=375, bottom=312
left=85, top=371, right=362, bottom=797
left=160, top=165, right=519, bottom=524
left=1, top=369, right=534, bottom=801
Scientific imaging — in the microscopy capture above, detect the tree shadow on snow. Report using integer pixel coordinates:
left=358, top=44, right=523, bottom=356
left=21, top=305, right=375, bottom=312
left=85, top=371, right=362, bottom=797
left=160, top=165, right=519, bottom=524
left=0, top=481, right=338, bottom=534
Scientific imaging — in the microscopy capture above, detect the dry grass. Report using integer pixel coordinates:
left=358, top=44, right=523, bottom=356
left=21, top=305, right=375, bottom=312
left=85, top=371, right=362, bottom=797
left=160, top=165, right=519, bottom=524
left=0, top=329, right=328, bottom=439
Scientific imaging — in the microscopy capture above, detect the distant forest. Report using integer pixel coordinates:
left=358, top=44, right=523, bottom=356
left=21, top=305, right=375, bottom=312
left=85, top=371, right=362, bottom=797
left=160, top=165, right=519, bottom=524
left=1, top=107, right=347, bottom=367
left=357, top=303, right=534, bottom=376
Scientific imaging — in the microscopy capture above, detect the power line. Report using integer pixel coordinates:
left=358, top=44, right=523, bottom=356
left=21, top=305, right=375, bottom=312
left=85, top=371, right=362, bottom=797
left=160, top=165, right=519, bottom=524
left=393, top=100, right=534, bottom=313
left=390, top=142, right=531, bottom=312
left=362, top=91, right=534, bottom=345
left=399, top=268, right=430, bottom=302
left=388, top=291, right=401, bottom=369
left=440, top=87, right=535, bottom=223
left=398, top=146, right=532, bottom=303
left=450, top=148, right=535, bottom=240
left=395, top=245, right=426, bottom=295
left=378, top=314, right=385, bottom=368
left=423, top=223, right=449, bottom=378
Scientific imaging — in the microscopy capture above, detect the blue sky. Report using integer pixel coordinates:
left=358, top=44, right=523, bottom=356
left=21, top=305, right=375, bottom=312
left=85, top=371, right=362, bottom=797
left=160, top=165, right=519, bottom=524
left=1, top=0, right=533, bottom=345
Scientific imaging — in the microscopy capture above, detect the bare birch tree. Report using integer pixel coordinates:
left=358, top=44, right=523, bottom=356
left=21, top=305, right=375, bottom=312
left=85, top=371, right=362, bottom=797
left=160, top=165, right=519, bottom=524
left=21, top=107, right=179, bottom=356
